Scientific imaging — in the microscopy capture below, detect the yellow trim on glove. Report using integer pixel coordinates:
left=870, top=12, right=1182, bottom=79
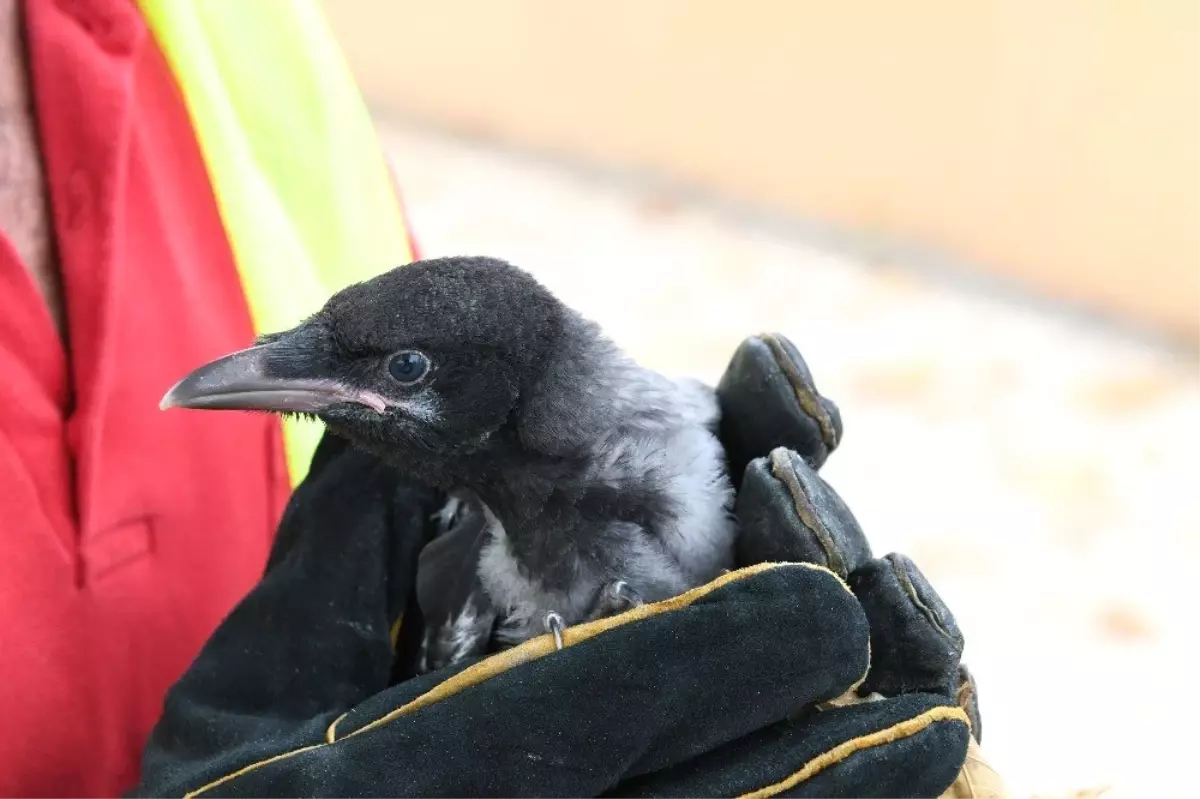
left=184, top=562, right=852, bottom=798
left=389, top=614, right=405, bottom=650
left=739, top=705, right=971, bottom=799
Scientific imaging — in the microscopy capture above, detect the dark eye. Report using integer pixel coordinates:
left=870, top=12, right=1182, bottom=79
left=387, top=350, right=430, bottom=384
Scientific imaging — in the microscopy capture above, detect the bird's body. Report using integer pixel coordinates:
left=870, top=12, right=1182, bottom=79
left=160, top=257, right=736, bottom=671
left=418, top=314, right=734, bottom=667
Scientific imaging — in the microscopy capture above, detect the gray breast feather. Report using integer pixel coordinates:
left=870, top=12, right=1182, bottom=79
left=577, top=368, right=735, bottom=583
left=484, top=363, right=734, bottom=642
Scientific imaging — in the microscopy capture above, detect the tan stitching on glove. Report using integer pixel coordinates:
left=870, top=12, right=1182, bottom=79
left=769, top=449, right=845, bottom=576
left=184, top=745, right=327, bottom=798
left=889, top=556, right=955, bottom=641
left=760, top=333, right=838, bottom=450
left=389, top=614, right=404, bottom=650
left=739, top=705, right=970, bottom=799
left=325, top=711, right=348, bottom=744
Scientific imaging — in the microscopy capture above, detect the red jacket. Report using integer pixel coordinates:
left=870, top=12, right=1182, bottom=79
left=0, top=2, right=377, bottom=794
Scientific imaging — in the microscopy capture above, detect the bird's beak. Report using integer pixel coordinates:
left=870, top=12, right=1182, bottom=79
left=160, top=340, right=386, bottom=414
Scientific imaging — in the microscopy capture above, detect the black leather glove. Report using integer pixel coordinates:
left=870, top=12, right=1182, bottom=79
left=132, top=335, right=984, bottom=798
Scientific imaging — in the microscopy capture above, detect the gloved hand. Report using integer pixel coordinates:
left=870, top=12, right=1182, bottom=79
left=132, top=334, right=1000, bottom=798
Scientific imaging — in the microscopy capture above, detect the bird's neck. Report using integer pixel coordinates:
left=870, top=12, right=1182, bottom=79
left=360, top=420, right=549, bottom=520
left=512, top=311, right=681, bottom=456
left=447, top=426, right=573, bottom=523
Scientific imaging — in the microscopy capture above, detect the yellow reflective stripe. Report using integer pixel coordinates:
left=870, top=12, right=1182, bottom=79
left=136, top=0, right=414, bottom=484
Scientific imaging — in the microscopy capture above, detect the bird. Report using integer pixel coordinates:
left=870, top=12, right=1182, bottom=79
left=160, top=256, right=736, bottom=672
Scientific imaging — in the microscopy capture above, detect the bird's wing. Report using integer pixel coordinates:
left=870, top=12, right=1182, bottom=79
left=415, top=489, right=498, bottom=673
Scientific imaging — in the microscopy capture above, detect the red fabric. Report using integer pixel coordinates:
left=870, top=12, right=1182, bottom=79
left=0, top=1, right=292, bottom=795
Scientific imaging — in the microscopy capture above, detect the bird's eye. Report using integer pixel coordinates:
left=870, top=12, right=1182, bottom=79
left=387, top=350, right=431, bottom=384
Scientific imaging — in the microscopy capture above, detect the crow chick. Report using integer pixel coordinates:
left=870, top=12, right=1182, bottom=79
left=161, top=256, right=736, bottom=671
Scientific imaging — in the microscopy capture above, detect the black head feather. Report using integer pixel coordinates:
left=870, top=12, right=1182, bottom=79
left=162, top=256, right=573, bottom=487
left=302, top=257, right=566, bottom=474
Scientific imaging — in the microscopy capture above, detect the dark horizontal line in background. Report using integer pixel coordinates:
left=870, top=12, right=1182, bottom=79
left=374, top=107, right=1198, bottom=364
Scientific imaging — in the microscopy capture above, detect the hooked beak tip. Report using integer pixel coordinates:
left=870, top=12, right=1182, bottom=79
left=159, top=382, right=185, bottom=411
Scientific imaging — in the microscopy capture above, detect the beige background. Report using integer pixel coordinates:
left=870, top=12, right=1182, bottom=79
left=325, top=0, right=1199, bottom=343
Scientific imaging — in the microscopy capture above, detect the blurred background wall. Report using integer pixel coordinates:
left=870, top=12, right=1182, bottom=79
left=324, top=0, right=1198, bottom=344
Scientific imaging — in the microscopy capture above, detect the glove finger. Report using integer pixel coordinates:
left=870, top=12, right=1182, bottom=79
left=173, top=564, right=871, bottom=798
left=717, top=333, right=842, bottom=487
left=736, top=447, right=872, bottom=579
left=610, top=693, right=970, bottom=799
left=850, top=553, right=965, bottom=700
left=734, top=442, right=977, bottom=729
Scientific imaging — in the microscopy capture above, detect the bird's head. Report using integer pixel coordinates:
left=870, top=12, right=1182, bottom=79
left=160, top=257, right=566, bottom=480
